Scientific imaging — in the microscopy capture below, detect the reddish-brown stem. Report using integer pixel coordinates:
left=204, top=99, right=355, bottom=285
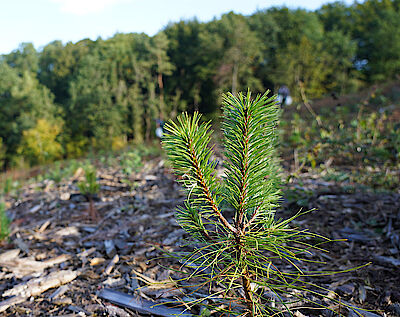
left=187, top=140, right=237, bottom=235
left=242, top=270, right=255, bottom=316
left=88, top=196, right=98, bottom=221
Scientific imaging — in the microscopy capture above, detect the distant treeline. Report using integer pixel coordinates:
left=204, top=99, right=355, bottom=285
left=0, top=0, right=399, bottom=169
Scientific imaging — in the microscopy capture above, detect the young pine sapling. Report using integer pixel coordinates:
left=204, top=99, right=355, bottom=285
left=162, top=91, right=340, bottom=316
left=77, top=166, right=100, bottom=220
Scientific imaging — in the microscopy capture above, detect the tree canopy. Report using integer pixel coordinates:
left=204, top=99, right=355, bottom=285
left=0, top=0, right=399, bottom=169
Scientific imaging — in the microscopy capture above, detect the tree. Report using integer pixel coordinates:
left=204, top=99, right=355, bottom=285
left=317, top=1, right=355, bottom=34
left=0, top=62, right=59, bottom=168
left=322, top=30, right=359, bottom=94
left=352, top=0, right=400, bottom=81
left=66, top=33, right=158, bottom=149
left=68, top=50, right=124, bottom=150
left=248, top=10, right=280, bottom=91
left=268, top=7, right=324, bottom=49
left=148, top=32, right=175, bottom=120
left=39, top=40, right=92, bottom=105
left=164, top=20, right=218, bottom=113
left=213, top=12, right=263, bottom=95
left=2, top=42, right=39, bottom=75
left=17, top=119, right=63, bottom=166
left=272, top=36, right=333, bottom=100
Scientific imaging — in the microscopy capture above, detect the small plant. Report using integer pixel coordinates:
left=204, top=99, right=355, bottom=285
left=0, top=201, right=10, bottom=241
left=47, top=161, right=64, bottom=183
left=77, top=165, right=100, bottom=220
left=2, top=177, right=14, bottom=195
left=162, top=91, right=347, bottom=316
left=120, top=150, right=142, bottom=176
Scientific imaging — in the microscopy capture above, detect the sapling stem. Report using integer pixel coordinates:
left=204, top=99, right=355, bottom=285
left=88, top=196, right=98, bottom=220
left=242, top=270, right=254, bottom=316
left=188, top=142, right=237, bottom=235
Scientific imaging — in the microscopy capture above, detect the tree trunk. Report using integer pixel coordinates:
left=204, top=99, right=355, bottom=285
left=157, top=55, right=165, bottom=121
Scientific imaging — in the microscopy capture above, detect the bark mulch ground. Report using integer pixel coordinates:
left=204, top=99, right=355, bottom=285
left=1, top=158, right=399, bottom=316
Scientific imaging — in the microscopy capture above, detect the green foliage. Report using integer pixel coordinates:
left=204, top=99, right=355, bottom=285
left=0, top=201, right=10, bottom=241
left=162, top=91, right=341, bottom=316
left=1, top=0, right=400, bottom=167
left=120, top=150, right=142, bottom=176
left=213, top=12, right=263, bottom=95
left=281, top=89, right=400, bottom=190
left=77, top=165, right=100, bottom=196
left=43, top=160, right=83, bottom=184
left=3, top=43, right=39, bottom=75
left=0, top=138, right=6, bottom=169
left=1, top=177, right=20, bottom=196
left=352, top=0, right=400, bottom=81
left=17, top=119, right=63, bottom=166
left=46, top=162, right=63, bottom=184
left=0, top=60, right=60, bottom=168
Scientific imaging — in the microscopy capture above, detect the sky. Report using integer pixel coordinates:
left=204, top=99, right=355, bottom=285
left=0, top=0, right=353, bottom=55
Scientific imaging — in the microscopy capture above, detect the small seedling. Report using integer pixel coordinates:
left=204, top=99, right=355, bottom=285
left=0, top=201, right=10, bottom=241
left=47, top=161, right=64, bottom=183
left=2, top=177, right=14, bottom=196
left=120, top=150, right=142, bottom=177
left=162, top=91, right=351, bottom=316
left=77, top=165, right=100, bottom=220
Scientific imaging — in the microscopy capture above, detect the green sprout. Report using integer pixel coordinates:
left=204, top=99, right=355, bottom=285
left=120, top=150, right=142, bottom=176
left=162, top=91, right=353, bottom=316
left=77, top=165, right=100, bottom=220
left=0, top=201, right=10, bottom=241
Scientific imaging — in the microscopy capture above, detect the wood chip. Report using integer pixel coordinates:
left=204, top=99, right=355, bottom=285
left=29, top=205, right=41, bottom=214
left=0, top=270, right=78, bottom=312
left=104, top=254, right=119, bottom=275
left=0, top=296, right=26, bottom=313
left=90, top=257, right=105, bottom=266
left=104, top=240, right=116, bottom=258
left=374, top=255, right=400, bottom=267
left=0, top=249, right=20, bottom=262
left=38, top=220, right=51, bottom=232
left=105, top=304, right=131, bottom=317
left=98, top=288, right=192, bottom=317
left=14, top=236, right=30, bottom=254
left=49, top=285, right=69, bottom=300
left=55, top=226, right=79, bottom=237
left=0, top=254, right=71, bottom=278
left=77, top=247, right=96, bottom=258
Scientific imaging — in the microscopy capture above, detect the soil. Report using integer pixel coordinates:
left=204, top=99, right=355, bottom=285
left=0, top=157, right=399, bottom=316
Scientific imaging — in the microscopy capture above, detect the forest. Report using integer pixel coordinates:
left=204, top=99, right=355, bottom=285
left=0, top=0, right=400, bottom=316
left=0, top=0, right=399, bottom=169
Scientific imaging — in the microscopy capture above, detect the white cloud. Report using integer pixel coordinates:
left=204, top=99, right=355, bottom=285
left=51, top=0, right=132, bottom=15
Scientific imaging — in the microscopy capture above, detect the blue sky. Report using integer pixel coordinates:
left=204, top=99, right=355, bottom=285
left=0, top=0, right=353, bottom=55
